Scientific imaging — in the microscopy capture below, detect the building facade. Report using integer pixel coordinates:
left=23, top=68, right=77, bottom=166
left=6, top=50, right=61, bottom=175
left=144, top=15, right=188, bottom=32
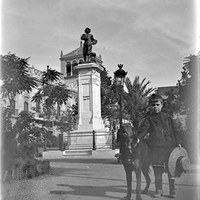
left=1, top=65, right=77, bottom=128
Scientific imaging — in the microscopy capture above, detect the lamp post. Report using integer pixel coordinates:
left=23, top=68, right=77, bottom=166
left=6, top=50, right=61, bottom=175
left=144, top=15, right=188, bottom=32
left=114, top=64, right=127, bottom=130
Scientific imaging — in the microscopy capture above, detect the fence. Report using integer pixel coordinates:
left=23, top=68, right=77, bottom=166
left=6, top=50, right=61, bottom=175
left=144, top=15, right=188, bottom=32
left=44, top=130, right=117, bottom=151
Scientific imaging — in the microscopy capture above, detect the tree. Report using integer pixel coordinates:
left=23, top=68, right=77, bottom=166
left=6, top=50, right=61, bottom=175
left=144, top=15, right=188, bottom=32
left=71, top=100, right=78, bottom=117
left=177, top=54, right=199, bottom=162
left=100, top=68, right=119, bottom=119
left=32, top=66, right=71, bottom=121
left=32, top=65, right=74, bottom=149
left=1, top=109, right=46, bottom=175
left=13, top=111, right=43, bottom=148
left=123, top=76, right=155, bottom=130
left=1, top=53, right=38, bottom=106
left=1, top=53, right=38, bottom=174
left=161, top=88, right=182, bottom=116
left=42, top=65, right=63, bottom=85
left=178, top=54, right=199, bottom=112
left=56, top=109, right=75, bottom=133
left=1, top=107, right=18, bottom=171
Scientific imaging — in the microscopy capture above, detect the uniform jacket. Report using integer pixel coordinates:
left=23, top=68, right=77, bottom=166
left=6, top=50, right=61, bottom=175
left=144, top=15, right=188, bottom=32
left=137, top=112, right=180, bottom=148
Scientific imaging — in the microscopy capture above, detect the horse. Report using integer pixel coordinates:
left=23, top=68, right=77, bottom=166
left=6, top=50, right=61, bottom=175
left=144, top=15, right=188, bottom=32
left=118, top=123, right=152, bottom=200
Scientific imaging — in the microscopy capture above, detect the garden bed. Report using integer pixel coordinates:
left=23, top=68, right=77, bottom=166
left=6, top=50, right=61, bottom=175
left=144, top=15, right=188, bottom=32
left=2, top=157, right=50, bottom=181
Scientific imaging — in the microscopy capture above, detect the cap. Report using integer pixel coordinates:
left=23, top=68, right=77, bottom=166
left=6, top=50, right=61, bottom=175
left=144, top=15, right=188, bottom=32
left=149, top=94, right=163, bottom=104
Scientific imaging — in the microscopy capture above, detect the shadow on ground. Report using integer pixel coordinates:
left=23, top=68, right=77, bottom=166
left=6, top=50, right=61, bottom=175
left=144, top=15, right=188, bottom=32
left=50, top=184, right=155, bottom=199
left=48, top=158, right=118, bottom=164
left=51, top=167, right=199, bottom=188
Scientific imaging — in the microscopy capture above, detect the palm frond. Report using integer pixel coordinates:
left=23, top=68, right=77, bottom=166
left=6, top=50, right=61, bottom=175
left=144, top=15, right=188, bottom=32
left=123, top=76, right=155, bottom=129
left=42, top=66, right=63, bottom=85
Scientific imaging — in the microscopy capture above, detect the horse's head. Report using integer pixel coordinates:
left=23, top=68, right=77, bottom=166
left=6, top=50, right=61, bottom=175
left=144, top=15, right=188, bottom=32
left=119, top=123, right=137, bottom=145
left=118, top=124, right=142, bottom=168
left=118, top=123, right=139, bottom=157
left=119, top=124, right=148, bottom=170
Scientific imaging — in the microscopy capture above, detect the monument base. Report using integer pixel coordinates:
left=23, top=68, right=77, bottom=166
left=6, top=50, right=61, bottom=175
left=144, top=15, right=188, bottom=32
left=64, top=129, right=111, bottom=150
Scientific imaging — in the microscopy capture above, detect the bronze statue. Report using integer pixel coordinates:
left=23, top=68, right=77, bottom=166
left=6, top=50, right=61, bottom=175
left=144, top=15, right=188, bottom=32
left=81, top=28, right=97, bottom=62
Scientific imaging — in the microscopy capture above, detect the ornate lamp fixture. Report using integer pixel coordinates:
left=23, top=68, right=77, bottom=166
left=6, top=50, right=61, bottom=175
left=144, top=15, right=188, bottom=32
left=114, top=64, right=127, bottom=131
left=114, top=64, right=127, bottom=86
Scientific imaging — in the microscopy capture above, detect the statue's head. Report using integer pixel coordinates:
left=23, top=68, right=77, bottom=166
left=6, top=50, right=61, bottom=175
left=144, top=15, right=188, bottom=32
left=85, top=27, right=91, bottom=33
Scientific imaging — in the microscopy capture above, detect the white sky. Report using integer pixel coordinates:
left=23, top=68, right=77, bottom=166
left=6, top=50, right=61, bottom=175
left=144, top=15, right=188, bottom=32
left=1, top=0, right=199, bottom=88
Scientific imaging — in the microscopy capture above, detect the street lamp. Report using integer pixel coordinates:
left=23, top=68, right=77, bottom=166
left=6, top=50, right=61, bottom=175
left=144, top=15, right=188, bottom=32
left=114, top=64, right=127, bottom=129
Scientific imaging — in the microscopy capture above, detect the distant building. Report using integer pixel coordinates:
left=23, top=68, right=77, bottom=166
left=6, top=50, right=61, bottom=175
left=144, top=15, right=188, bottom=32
left=156, top=86, right=178, bottom=99
left=60, top=42, right=103, bottom=78
left=1, top=66, right=44, bottom=117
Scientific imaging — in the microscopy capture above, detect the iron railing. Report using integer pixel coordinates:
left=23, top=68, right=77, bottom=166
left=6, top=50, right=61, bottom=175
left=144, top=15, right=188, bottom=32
left=43, top=130, right=117, bottom=151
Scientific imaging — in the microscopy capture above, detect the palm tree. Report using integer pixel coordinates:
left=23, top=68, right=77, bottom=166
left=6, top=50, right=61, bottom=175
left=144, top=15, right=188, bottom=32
left=32, top=66, right=71, bottom=120
left=42, top=65, right=63, bottom=85
left=123, top=76, right=155, bottom=130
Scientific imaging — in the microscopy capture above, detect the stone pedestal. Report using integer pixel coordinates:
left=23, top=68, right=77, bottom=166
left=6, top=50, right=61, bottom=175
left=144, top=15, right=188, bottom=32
left=64, top=63, right=111, bottom=149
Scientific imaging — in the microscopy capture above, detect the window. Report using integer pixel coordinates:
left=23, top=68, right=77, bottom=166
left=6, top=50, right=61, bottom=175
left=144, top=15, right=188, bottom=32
left=24, top=102, right=29, bottom=112
left=10, top=100, right=15, bottom=110
left=36, top=101, right=40, bottom=112
left=72, top=61, right=78, bottom=75
left=57, top=105, right=61, bottom=117
left=66, top=62, right=71, bottom=76
left=10, top=100, right=16, bottom=114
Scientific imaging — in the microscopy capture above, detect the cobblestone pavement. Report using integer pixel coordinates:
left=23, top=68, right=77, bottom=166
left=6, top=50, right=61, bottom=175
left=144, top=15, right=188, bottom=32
left=1, top=150, right=200, bottom=200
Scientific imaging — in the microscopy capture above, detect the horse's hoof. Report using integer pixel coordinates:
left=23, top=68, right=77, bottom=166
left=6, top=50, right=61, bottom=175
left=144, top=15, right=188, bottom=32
left=136, top=197, right=142, bottom=200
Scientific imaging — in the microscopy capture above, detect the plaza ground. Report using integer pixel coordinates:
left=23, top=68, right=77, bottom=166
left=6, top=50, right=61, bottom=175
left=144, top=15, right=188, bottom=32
left=2, top=150, right=200, bottom=200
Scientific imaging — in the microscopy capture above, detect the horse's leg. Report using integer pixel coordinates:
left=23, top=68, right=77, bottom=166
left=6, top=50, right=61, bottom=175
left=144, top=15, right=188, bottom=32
left=141, top=164, right=151, bottom=194
left=123, top=164, right=132, bottom=200
left=135, top=168, right=142, bottom=200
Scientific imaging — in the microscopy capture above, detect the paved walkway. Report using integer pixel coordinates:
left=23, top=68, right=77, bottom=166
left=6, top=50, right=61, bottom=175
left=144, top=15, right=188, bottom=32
left=1, top=150, right=200, bottom=200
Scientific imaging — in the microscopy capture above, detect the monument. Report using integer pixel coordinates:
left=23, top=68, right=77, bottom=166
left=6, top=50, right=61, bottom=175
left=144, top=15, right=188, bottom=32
left=66, top=28, right=109, bottom=150
left=81, top=27, right=97, bottom=63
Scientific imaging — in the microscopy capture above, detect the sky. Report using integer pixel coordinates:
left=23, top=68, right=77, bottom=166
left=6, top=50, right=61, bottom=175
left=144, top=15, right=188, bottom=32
left=1, top=0, right=199, bottom=88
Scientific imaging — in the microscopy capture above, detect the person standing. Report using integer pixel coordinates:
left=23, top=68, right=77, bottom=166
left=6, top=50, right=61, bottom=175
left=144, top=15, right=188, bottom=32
left=137, top=94, right=181, bottom=198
